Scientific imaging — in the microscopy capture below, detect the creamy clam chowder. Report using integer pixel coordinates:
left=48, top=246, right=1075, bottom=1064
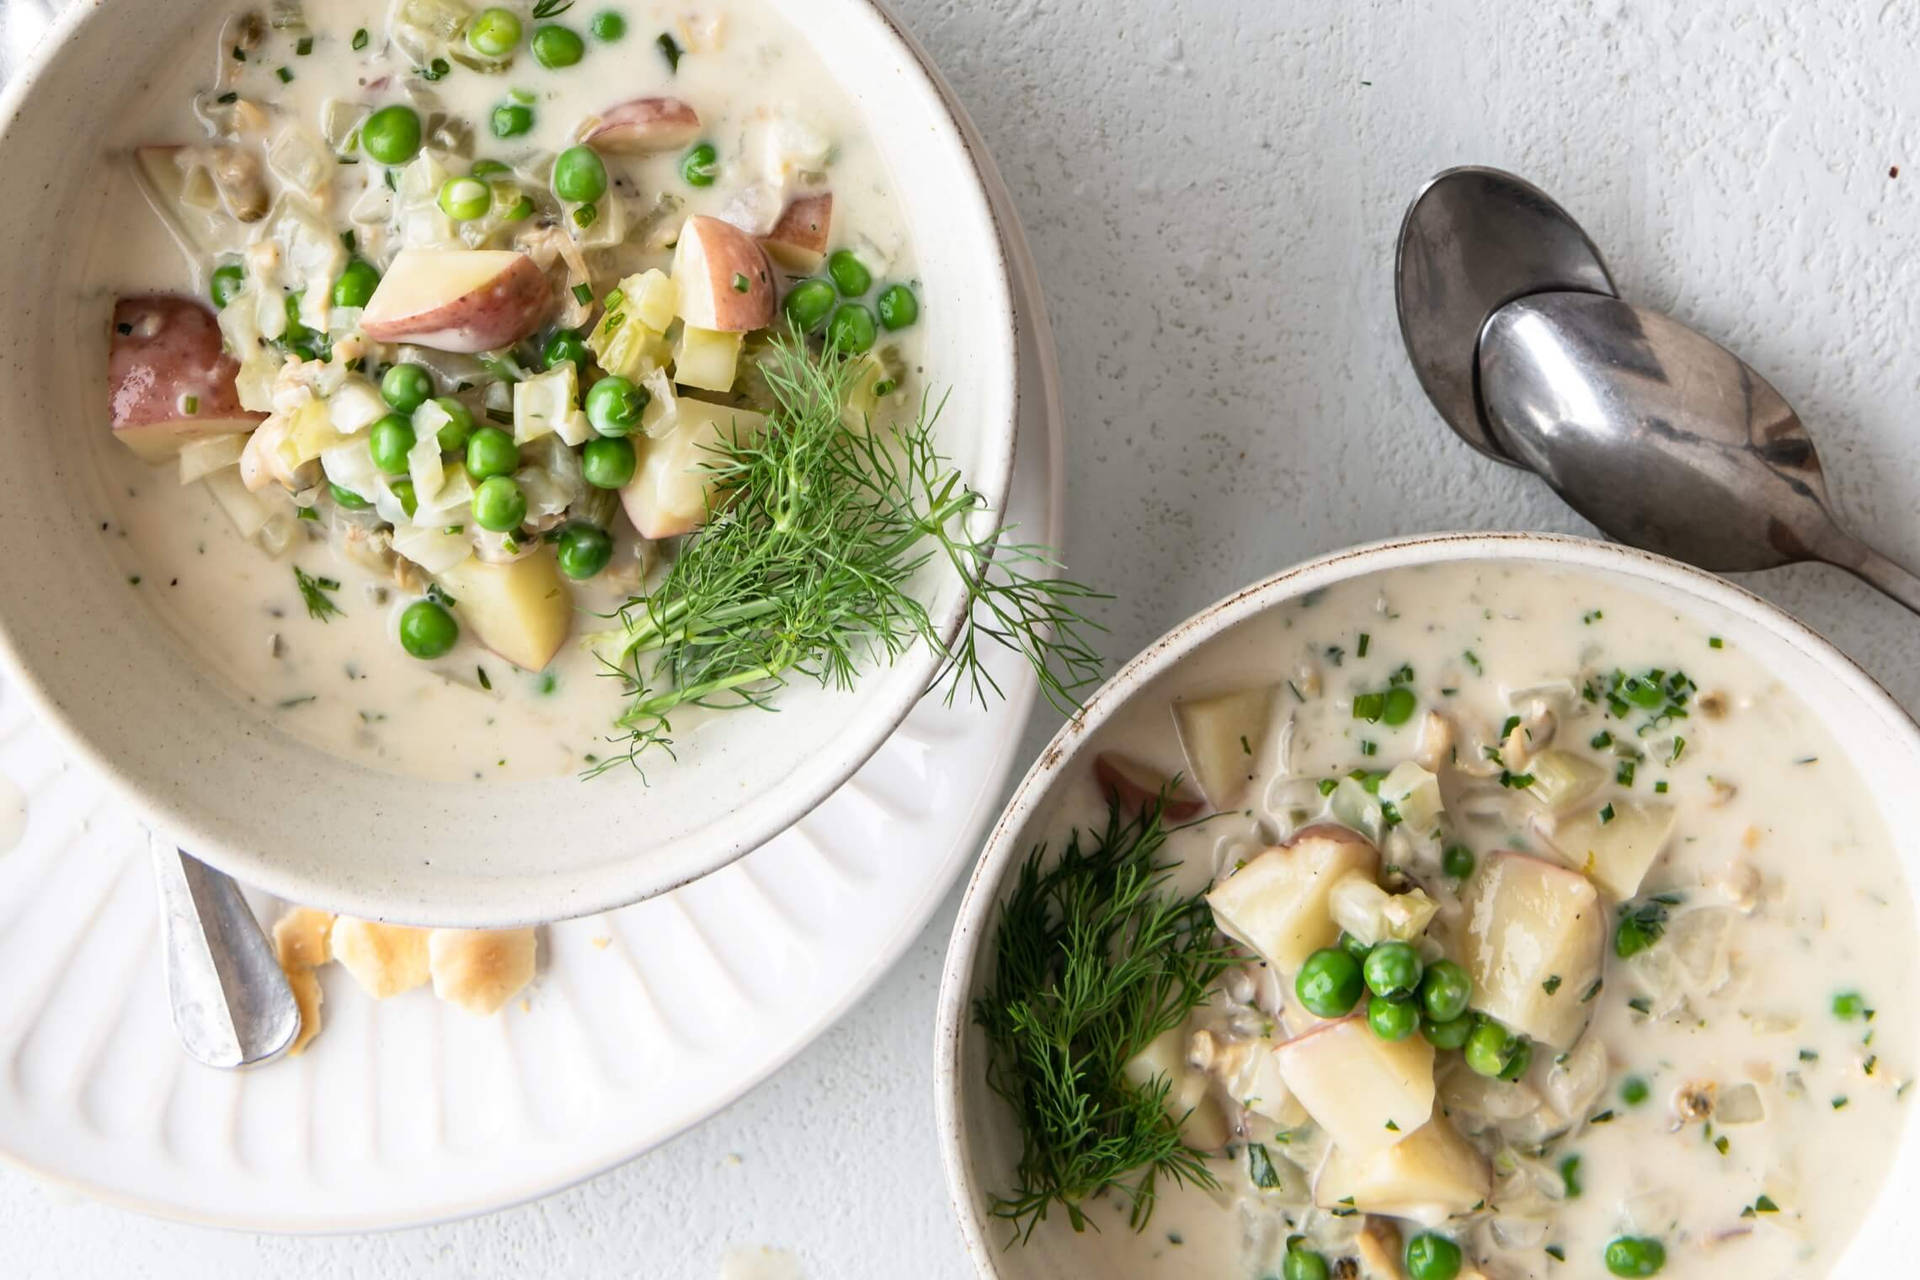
left=85, top=0, right=925, bottom=779
left=986, top=563, right=1913, bottom=1280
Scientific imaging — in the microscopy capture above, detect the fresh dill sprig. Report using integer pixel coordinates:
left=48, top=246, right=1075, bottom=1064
left=973, top=792, right=1233, bottom=1242
left=588, top=335, right=1105, bottom=775
left=293, top=566, right=343, bottom=622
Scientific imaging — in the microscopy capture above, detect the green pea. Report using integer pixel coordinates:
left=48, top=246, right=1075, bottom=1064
left=209, top=262, right=245, bottom=309
left=391, top=477, right=419, bottom=519
left=582, top=436, right=637, bottom=489
left=467, top=7, right=522, bottom=56
left=827, top=249, right=872, bottom=297
left=431, top=397, right=476, bottom=452
left=827, top=303, right=877, bottom=353
left=1422, top=1012, right=1473, bottom=1050
left=1464, top=1018, right=1521, bottom=1078
left=331, top=258, right=381, bottom=308
left=585, top=374, right=648, bottom=436
left=552, top=145, right=607, bottom=203
left=681, top=141, right=718, bottom=187
left=1603, top=1237, right=1666, bottom=1277
left=282, top=292, right=315, bottom=345
left=398, top=599, right=458, bottom=659
left=1442, top=843, right=1475, bottom=879
left=362, top=104, right=423, bottom=165
left=543, top=329, right=590, bottom=370
left=439, top=175, right=492, bottom=221
left=556, top=522, right=613, bottom=579
left=1404, top=1232, right=1463, bottom=1280
left=381, top=363, right=434, bottom=413
left=330, top=482, right=371, bottom=510
left=589, top=9, right=626, bottom=41
left=1420, top=960, right=1473, bottom=1023
left=1381, top=685, right=1417, bottom=725
left=532, top=23, right=585, bottom=68
left=1368, top=994, right=1418, bottom=1041
left=1281, top=1246, right=1330, bottom=1280
left=1294, top=947, right=1363, bottom=1019
left=472, top=475, right=526, bottom=532
left=1497, top=1037, right=1533, bottom=1082
left=783, top=279, right=837, bottom=333
left=464, top=426, right=519, bottom=480
left=491, top=101, right=535, bottom=138
left=876, top=282, right=918, bottom=330
left=369, top=414, right=417, bottom=475
left=1363, top=941, right=1423, bottom=1001
left=1338, top=931, right=1373, bottom=961
left=1621, top=1076, right=1650, bottom=1106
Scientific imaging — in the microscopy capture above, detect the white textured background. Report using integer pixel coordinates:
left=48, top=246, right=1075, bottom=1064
left=6, top=0, right=1920, bottom=1274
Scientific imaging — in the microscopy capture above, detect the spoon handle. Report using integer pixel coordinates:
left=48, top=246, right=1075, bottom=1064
left=1825, top=537, right=1920, bottom=618
left=150, top=836, right=300, bottom=1069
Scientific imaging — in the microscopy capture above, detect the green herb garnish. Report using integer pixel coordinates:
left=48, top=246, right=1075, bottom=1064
left=294, top=566, right=343, bottom=621
left=975, top=793, right=1233, bottom=1240
left=591, top=337, right=1105, bottom=774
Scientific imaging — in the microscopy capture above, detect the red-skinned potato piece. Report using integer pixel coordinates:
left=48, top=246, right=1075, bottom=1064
left=671, top=215, right=777, bottom=332
left=360, top=248, right=551, bottom=354
left=760, top=193, right=833, bottom=273
left=109, top=295, right=263, bottom=462
left=585, top=96, right=702, bottom=153
left=1093, top=753, right=1205, bottom=822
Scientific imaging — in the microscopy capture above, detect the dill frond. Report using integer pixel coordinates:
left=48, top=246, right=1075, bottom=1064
left=294, top=566, right=343, bottom=622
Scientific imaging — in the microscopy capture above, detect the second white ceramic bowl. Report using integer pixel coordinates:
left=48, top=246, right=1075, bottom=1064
left=0, top=0, right=1017, bottom=925
left=935, top=531, right=1920, bottom=1277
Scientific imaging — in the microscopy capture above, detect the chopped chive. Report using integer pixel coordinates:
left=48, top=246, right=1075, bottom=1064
left=656, top=31, right=683, bottom=70
left=276, top=65, right=293, bottom=83
left=1356, top=632, right=1371, bottom=657
left=352, top=27, right=369, bottom=50
left=1709, top=636, right=1724, bottom=649
left=296, top=35, right=313, bottom=55
left=572, top=282, right=593, bottom=305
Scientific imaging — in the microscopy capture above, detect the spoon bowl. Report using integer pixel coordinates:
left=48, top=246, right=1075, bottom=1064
left=1479, top=290, right=1920, bottom=610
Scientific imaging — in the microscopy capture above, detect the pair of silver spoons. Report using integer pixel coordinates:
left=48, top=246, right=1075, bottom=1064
left=1396, top=165, right=1920, bottom=612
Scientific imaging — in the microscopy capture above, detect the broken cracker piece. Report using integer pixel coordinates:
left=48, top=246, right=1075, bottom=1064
left=428, top=927, right=538, bottom=1016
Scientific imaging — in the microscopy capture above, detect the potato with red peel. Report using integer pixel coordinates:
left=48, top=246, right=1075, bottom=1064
left=1093, top=753, right=1205, bottom=821
left=109, top=296, right=263, bottom=462
left=671, top=215, right=777, bottom=332
left=1462, top=851, right=1605, bottom=1048
left=360, top=248, right=551, bottom=354
left=1206, top=824, right=1378, bottom=973
left=760, top=192, right=833, bottom=272
left=584, top=96, right=702, bottom=153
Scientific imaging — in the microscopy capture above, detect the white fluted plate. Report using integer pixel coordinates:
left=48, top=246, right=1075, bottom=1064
left=0, top=147, right=1062, bottom=1233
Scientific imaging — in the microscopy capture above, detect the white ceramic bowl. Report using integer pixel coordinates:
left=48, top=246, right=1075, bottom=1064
left=0, top=0, right=1017, bottom=925
left=935, top=532, right=1920, bottom=1276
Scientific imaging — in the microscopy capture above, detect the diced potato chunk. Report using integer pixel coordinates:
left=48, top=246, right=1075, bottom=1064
left=1206, top=1033, right=1306, bottom=1128
left=1315, top=1113, right=1491, bottom=1227
left=1543, top=799, right=1677, bottom=900
left=1276, top=1017, right=1434, bottom=1159
left=1206, top=825, right=1378, bottom=972
left=1122, top=1026, right=1227, bottom=1150
left=1462, top=853, right=1604, bottom=1048
left=619, top=397, right=768, bottom=540
left=672, top=325, right=744, bottom=393
left=627, top=267, right=677, bottom=332
left=1171, top=685, right=1278, bottom=809
left=437, top=552, right=574, bottom=672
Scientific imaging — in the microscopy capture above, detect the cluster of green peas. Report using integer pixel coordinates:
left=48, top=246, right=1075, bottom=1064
left=783, top=249, right=919, bottom=355
left=464, top=5, right=627, bottom=67
left=1276, top=1228, right=1463, bottom=1280
left=1294, top=937, right=1531, bottom=1079
left=351, top=336, right=641, bottom=659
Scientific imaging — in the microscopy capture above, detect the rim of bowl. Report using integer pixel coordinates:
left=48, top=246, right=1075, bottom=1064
left=932, top=529, right=1920, bottom=1271
left=0, top=0, right=1020, bottom=924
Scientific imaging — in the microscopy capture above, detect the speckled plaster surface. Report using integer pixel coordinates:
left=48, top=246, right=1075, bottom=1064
left=6, top=0, right=1920, bottom=1274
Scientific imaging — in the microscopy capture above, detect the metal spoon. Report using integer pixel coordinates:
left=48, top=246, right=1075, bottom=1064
left=1394, top=166, right=1618, bottom=467
left=150, top=837, right=299, bottom=1069
left=1477, top=292, right=1920, bottom=610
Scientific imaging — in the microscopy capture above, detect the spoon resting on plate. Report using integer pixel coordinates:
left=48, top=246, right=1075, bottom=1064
left=1395, top=166, right=1920, bottom=616
left=150, top=837, right=299, bottom=1069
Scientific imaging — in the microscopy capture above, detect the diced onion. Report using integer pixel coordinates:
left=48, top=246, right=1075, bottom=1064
left=204, top=468, right=272, bottom=538
left=178, top=434, right=248, bottom=484
left=326, top=378, right=387, bottom=434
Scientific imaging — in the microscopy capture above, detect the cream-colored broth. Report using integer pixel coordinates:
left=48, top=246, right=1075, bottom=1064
left=83, top=0, right=920, bottom=780
left=1023, top=562, right=1914, bottom=1279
